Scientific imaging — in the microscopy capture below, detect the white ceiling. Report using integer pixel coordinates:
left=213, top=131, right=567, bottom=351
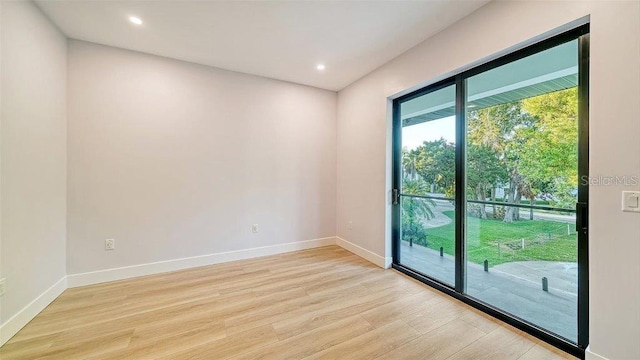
left=36, top=0, right=489, bottom=91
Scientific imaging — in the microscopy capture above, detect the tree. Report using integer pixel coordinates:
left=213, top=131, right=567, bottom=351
left=466, top=144, right=508, bottom=219
left=411, top=139, right=455, bottom=195
left=402, top=147, right=419, bottom=180
left=467, top=88, right=579, bottom=222
left=468, top=102, right=534, bottom=222
left=401, top=177, right=435, bottom=246
left=520, top=88, right=578, bottom=209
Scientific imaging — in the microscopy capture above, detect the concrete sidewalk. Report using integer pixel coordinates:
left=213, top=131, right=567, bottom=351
left=399, top=241, right=577, bottom=342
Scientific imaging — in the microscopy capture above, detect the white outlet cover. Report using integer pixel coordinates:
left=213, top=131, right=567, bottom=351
left=0, top=278, right=6, bottom=296
left=622, top=191, right=640, bottom=213
left=105, top=238, right=115, bottom=250
left=252, top=224, right=259, bottom=233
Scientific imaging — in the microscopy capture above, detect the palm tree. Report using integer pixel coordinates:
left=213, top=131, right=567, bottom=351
left=401, top=176, right=435, bottom=246
left=402, top=148, right=419, bottom=180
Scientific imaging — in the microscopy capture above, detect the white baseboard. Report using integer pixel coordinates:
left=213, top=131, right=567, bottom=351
left=67, top=237, right=337, bottom=288
left=0, top=276, right=67, bottom=346
left=585, top=346, right=609, bottom=360
left=335, top=236, right=392, bottom=269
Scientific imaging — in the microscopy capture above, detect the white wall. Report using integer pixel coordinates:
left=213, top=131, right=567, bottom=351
left=336, top=1, right=640, bottom=359
left=67, top=40, right=337, bottom=275
left=0, top=0, right=67, bottom=330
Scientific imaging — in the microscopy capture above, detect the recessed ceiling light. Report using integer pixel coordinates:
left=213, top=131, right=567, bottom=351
left=129, top=16, right=143, bottom=25
left=316, top=64, right=326, bottom=71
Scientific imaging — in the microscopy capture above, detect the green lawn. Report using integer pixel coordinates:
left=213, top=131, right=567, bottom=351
left=405, top=211, right=577, bottom=267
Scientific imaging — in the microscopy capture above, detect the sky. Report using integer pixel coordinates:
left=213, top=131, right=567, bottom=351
left=401, top=116, right=456, bottom=150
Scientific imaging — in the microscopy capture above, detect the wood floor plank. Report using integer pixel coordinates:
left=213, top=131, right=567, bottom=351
left=446, top=325, right=537, bottom=360
left=157, top=324, right=278, bottom=360
left=378, top=318, right=485, bottom=360
left=10, top=329, right=134, bottom=360
left=518, top=343, right=576, bottom=360
left=225, top=283, right=379, bottom=336
left=0, top=335, right=60, bottom=359
left=302, top=320, right=420, bottom=360
left=359, top=290, right=444, bottom=328
left=9, top=288, right=252, bottom=343
left=359, top=270, right=432, bottom=295
left=400, top=296, right=468, bottom=334
left=0, top=245, right=577, bottom=360
left=271, top=287, right=408, bottom=340
left=457, top=306, right=501, bottom=334
left=231, top=315, right=374, bottom=360
left=89, top=323, right=227, bottom=360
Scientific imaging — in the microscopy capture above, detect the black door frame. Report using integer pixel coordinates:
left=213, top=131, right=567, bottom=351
left=391, top=24, right=590, bottom=359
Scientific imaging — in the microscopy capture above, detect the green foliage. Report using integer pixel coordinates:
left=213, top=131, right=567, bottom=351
left=400, top=177, right=435, bottom=245
left=414, top=211, right=577, bottom=266
left=401, top=219, right=429, bottom=246
left=468, top=101, right=533, bottom=221
left=520, top=88, right=578, bottom=208
left=467, top=144, right=507, bottom=190
left=467, top=143, right=508, bottom=218
left=404, top=139, right=455, bottom=194
left=466, top=88, right=579, bottom=217
left=402, top=88, right=579, bottom=225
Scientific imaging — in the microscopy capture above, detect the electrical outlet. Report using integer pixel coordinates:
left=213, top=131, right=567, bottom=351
left=0, top=278, right=6, bottom=297
left=348, top=221, right=353, bottom=230
left=105, top=238, right=115, bottom=250
left=252, top=224, right=259, bottom=233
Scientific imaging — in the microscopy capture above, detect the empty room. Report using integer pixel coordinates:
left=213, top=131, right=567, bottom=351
left=1, top=0, right=639, bottom=359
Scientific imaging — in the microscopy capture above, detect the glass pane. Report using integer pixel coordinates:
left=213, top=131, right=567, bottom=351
left=399, top=84, right=456, bottom=286
left=400, top=196, right=455, bottom=285
left=464, top=39, right=579, bottom=342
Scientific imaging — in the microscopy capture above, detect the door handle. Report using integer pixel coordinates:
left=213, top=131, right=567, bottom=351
left=576, top=202, right=588, bottom=234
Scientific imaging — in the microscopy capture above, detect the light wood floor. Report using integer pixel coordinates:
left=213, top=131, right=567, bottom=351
left=1, top=246, right=577, bottom=360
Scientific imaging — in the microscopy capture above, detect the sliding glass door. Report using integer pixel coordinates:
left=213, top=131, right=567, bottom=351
left=464, top=38, right=583, bottom=343
left=392, top=25, right=589, bottom=356
left=397, top=83, right=457, bottom=286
